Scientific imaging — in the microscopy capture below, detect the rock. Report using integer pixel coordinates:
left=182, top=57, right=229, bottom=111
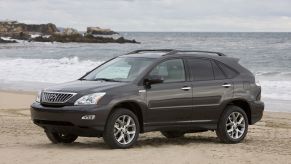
left=0, top=21, right=59, bottom=37
left=32, top=36, right=52, bottom=42
left=10, top=32, right=31, bottom=40
left=86, top=27, right=118, bottom=35
left=62, top=28, right=79, bottom=35
left=26, top=23, right=58, bottom=34
left=116, top=37, right=139, bottom=44
left=0, top=37, right=17, bottom=43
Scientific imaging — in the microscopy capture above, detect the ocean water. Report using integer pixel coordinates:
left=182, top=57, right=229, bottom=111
left=0, top=32, right=291, bottom=112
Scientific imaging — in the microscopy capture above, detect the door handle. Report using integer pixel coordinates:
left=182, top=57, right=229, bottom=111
left=222, top=83, right=232, bottom=88
left=181, top=86, right=191, bottom=91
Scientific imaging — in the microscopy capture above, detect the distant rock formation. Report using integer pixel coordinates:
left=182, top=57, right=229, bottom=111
left=32, top=33, right=139, bottom=44
left=87, top=27, right=118, bottom=35
left=0, top=21, right=58, bottom=36
left=0, top=20, right=139, bottom=44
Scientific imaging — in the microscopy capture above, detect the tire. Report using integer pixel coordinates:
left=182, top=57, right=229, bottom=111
left=216, top=105, right=249, bottom=144
left=45, top=130, right=78, bottom=144
left=161, top=131, right=185, bottom=138
left=103, top=108, right=140, bottom=149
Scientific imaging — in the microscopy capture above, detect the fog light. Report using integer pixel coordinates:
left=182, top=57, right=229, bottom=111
left=81, top=115, right=95, bottom=120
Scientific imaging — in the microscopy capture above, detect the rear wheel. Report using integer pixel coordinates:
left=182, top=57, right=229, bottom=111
left=45, top=130, right=78, bottom=144
left=216, top=105, right=248, bottom=143
left=161, top=131, right=185, bottom=138
left=103, top=108, right=140, bottom=149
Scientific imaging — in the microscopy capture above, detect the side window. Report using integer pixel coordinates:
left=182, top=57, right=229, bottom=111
left=212, top=61, right=226, bottom=80
left=188, top=58, right=214, bottom=81
left=217, top=62, right=238, bottom=78
left=149, top=59, right=186, bottom=83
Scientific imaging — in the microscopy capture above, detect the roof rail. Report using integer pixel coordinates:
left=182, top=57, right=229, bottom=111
left=126, top=49, right=226, bottom=56
left=171, top=50, right=226, bottom=56
left=127, top=49, right=175, bottom=54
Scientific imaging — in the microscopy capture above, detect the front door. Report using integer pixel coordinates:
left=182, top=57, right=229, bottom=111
left=145, top=58, right=193, bottom=126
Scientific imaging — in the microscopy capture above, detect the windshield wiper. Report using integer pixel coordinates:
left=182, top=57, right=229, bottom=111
left=93, top=78, right=120, bottom=82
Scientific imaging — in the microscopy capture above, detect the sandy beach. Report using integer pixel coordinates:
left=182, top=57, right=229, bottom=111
left=0, top=90, right=290, bottom=164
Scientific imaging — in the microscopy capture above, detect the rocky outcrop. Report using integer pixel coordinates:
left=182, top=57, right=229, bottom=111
left=32, top=34, right=139, bottom=44
left=0, top=20, right=139, bottom=44
left=87, top=27, right=118, bottom=35
left=0, top=21, right=58, bottom=36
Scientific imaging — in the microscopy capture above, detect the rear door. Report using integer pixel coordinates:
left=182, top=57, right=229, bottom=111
left=186, top=58, right=234, bottom=122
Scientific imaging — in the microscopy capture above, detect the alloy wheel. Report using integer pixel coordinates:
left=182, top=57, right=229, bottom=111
left=226, top=112, right=246, bottom=139
left=113, top=115, right=136, bottom=145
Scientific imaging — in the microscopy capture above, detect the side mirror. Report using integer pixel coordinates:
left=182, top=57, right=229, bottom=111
left=144, top=75, right=164, bottom=86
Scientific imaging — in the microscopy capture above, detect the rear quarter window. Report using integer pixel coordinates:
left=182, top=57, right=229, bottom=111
left=211, top=61, right=226, bottom=80
left=216, top=62, right=238, bottom=78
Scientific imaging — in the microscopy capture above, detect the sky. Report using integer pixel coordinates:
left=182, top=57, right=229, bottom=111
left=1, top=0, right=291, bottom=32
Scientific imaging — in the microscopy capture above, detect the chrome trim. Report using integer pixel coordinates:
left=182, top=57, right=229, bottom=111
left=41, top=91, right=77, bottom=103
left=149, top=104, right=218, bottom=110
left=173, top=120, right=212, bottom=123
left=149, top=105, right=193, bottom=110
left=222, top=83, right=232, bottom=87
left=181, top=86, right=191, bottom=90
left=144, top=120, right=213, bottom=126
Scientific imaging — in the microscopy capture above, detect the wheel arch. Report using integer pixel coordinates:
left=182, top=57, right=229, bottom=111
left=108, top=100, right=144, bottom=133
left=223, top=99, right=252, bottom=124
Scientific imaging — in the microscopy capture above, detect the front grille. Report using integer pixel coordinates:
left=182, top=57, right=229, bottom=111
left=41, top=91, right=76, bottom=103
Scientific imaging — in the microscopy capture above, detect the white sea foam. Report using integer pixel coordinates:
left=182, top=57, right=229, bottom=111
left=259, top=80, right=291, bottom=101
left=0, top=57, right=103, bottom=84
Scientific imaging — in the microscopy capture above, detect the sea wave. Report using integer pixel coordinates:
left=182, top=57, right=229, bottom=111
left=0, top=57, right=102, bottom=83
left=259, top=80, right=291, bottom=101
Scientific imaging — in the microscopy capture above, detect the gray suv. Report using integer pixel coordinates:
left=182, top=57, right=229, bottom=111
left=31, top=49, right=264, bottom=149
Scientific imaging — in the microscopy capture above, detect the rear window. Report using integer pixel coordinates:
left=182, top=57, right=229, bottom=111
left=188, top=58, right=214, bottom=81
left=217, top=62, right=238, bottom=78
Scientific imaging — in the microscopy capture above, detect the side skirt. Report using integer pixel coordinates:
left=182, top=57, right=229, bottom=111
left=143, top=121, right=217, bottom=132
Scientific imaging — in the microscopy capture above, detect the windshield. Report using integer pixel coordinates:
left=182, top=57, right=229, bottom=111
left=82, top=57, right=155, bottom=82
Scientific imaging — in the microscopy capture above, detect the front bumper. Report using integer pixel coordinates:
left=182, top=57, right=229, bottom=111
left=249, top=100, right=264, bottom=125
left=30, top=102, right=110, bottom=137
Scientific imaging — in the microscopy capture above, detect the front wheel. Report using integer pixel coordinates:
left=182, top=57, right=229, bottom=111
left=45, top=130, right=78, bottom=144
left=103, top=108, right=140, bottom=149
left=216, top=105, right=249, bottom=144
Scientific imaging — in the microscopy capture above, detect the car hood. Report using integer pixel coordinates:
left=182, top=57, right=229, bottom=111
left=44, top=80, right=128, bottom=94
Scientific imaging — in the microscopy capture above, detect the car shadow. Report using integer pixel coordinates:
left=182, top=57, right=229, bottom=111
left=136, top=135, right=219, bottom=148
left=31, top=134, right=220, bottom=150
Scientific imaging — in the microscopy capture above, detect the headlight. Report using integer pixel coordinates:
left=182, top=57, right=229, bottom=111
left=36, top=91, right=41, bottom=102
left=74, top=92, right=106, bottom=105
